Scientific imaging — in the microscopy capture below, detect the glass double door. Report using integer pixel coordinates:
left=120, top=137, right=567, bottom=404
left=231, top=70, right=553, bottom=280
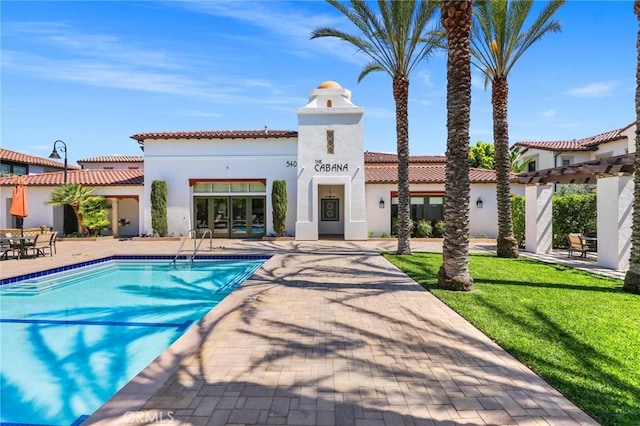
left=195, top=196, right=265, bottom=238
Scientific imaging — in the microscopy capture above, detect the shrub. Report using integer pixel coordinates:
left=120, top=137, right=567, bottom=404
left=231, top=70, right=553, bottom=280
left=511, top=195, right=525, bottom=247
left=553, top=193, right=596, bottom=247
left=415, top=220, right=432, bottom=238
left=433, top=220, right=445, bottom=238
left=272, top=180, right=287, bottom=237
left=511, top=193, right=596, bottom=248
left=79, top=196, right=111, bottom=237
left=392, top=217, right=414, bottom=237
left=151, top=180, right=168, bottom=237
left=380, top=232, right=389, bottom=238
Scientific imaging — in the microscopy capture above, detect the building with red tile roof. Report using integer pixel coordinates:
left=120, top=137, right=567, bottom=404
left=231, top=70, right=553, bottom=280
left=512, top=122, right=636, bottom=172
left=1, top=83, right=520, bottom=239
left=77, top=155, right=144, bottom=170
left=0, top=148, right=80, bottom=176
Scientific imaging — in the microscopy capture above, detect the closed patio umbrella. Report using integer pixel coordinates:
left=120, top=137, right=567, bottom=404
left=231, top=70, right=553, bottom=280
left=9, top=175, right=29, bottom=236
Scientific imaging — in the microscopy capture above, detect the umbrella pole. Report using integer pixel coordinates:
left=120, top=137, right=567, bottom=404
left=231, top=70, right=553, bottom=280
left=17, top=217, right=24, bottom=237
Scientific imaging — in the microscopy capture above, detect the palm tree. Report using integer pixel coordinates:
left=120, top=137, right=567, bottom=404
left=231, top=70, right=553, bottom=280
left=311, top=0, right=442, bottom=255
left=623, top=0, right=640, bottom=295
left=472, top=0, right=565, bottom=258
left=48, top=183, right=95, bottom=236
left=509, top=145, right=529, bottom=173
left=438, top=0, right=474, bottom=291
left=79, top=196, right=111, bottom=237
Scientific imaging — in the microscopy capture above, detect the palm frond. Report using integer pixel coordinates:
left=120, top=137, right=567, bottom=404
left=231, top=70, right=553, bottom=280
left=358, top=61, right=385, bottom=82
left=311, top=0, right=442, bottom=80
left=471, top=0, right=565, bottom=79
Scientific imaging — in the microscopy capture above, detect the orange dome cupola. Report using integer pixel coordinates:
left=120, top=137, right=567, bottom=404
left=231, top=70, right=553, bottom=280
left=317, top=80, right=342, bottom=89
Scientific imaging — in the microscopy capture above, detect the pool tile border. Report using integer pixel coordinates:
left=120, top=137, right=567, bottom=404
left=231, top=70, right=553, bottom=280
left=0, top=254, right=271, bottom=286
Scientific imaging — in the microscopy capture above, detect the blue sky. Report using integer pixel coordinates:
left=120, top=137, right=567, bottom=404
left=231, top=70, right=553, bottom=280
left=1, top=1, right=637, bottom=165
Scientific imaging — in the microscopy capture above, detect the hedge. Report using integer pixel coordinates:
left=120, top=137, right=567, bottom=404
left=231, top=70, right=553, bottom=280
left=511, top=193, right=596, bottom=248
left=272, top=180, right=287, bottom=237
left=151, top=180, right=168, bottom=237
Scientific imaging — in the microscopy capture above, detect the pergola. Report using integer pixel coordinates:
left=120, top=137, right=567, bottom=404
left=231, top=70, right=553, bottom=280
left=514, top=153, right=634, bottom=185
left=513, top=153, right=634, bottom=271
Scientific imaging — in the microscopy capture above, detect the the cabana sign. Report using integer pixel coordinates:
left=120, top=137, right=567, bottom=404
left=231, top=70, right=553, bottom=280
left=315, top=160, right=348, bottom=172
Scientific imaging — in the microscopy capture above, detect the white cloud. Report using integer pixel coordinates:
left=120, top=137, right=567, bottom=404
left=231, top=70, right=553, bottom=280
left=1, top=24, right=303, bottom=109
left=542, top=109, right=557, bottom=118
left=418, top=71, right=434, bottom=88
left=471, top=71, right=488, bottom=90
left=566, top=82, right=616, bottom=97
left=177, top=0, right=366, bottom=65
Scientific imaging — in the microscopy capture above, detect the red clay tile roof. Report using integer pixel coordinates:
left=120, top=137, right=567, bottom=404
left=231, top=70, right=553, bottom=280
left=364, top=151, right=446, bottom=164
left=77, top=155, right=143, bottom=163
left=365, top=165, right=498, bottom=184
left=0, top=169, right=143, bottom=186
left=0, top=148, right=80, bottom=170
left=131, top=130, right=298, bottom=142
left=514, top=127, right=626, bottom=151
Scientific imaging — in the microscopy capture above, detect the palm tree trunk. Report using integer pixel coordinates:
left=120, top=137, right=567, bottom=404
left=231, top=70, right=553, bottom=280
left=394, top=75, right=412, bottom=255
left=492, top=75, right=519, bottom=258
left=438, top=0, right=473, bottom=291
left=623, top=0, right=640, bottom=294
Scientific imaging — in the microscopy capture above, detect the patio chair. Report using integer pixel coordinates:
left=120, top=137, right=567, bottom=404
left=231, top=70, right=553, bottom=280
left=50, top=231, right=58, bottom=254
left=567, top=233, right=588, bottom=259
left=0, top=234, right=17, bottom=260
left=27, top=232, right=54, bottom=257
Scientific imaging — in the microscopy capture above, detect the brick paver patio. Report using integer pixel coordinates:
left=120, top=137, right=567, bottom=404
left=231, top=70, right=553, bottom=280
left=1, top=239, right=600, bottom=425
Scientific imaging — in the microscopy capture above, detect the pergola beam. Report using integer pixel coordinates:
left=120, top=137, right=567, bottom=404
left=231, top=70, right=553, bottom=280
left=513, top=153, right=634, bottom=185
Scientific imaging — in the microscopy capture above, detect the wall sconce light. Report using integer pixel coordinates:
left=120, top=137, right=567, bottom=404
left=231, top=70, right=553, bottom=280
left=379, top=198, right=385, bottom=209
left=476, top=197, right=483, bottom=209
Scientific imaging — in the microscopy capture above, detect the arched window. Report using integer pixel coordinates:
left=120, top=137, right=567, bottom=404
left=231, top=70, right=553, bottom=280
left=326, top=99, right=332, bottom=108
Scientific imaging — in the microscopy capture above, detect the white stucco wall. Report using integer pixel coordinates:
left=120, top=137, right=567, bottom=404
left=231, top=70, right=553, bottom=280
left=593, top=138, right=629, bottom=158
left=1, top=185, right=142, bottom=235
left=522, top=150, right=554, bottom=170
left=364, top=182, right=513, bottom=239
left=365, top=184, right=395, bottom=237
left=295, top=85, right=367, bottom=241
left=560, top=152, right=592, bottom=165
left=621, top=123, right=636, bottom=154
left=113, top=198, right=140, bottom=236
left=522, top=149, right=594, bottom=171
left=597, top=176, right=632, bottom=270
left=525, top=184, right=554, bottom=254
left=471, top=184, right=500, bottom=238
left=142, top=138, right=298, bottom=237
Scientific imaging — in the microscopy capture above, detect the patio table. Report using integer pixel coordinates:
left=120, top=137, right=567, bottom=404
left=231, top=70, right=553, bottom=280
left=0, top=235, right=37, bottom=260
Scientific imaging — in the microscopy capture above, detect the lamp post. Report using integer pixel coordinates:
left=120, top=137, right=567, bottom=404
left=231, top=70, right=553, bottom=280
left=49, top=140, right=68, bottom=183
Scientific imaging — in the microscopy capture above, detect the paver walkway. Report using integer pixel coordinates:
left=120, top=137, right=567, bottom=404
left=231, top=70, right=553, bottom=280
left=1, top=239, right=600, bottom=425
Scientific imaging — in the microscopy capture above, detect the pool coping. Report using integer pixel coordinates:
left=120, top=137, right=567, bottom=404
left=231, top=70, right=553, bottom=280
left=0, top=254, right=271, bottom=286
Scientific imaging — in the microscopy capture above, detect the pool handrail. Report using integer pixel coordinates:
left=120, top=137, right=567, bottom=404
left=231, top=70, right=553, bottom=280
left=190, top=229, right=212, bottom=261
left=171, top=229, right=213, bottom=265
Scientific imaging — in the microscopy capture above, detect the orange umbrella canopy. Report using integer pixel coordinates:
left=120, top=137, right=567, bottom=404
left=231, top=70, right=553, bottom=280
left=9, top=175, right=29, bottom=218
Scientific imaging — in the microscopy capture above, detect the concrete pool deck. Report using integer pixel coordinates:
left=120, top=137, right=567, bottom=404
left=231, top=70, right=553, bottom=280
left=1, top=238, right=600, bottom=425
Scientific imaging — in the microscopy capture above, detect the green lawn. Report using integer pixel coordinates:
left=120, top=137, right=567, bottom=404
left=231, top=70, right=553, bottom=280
left=384, top=252, right=640, bottom=426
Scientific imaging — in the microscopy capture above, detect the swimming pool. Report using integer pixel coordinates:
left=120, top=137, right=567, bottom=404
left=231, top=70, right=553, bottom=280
left=0, top=256, right=267, bottom=425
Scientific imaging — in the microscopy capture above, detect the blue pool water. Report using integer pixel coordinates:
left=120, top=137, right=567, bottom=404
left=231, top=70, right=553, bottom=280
left=0, top=257, right=266, bottom=425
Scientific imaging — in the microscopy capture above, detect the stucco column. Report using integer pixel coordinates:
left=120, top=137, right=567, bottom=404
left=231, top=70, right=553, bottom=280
left=109, top=198, right=119, bottom=237
left=525, top=184, right=553, bottom=254
left=597, top=176, right=633, bottom=271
